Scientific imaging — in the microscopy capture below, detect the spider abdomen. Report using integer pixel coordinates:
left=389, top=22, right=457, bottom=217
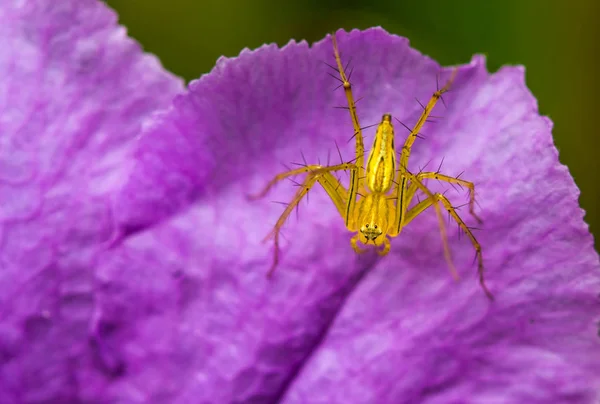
left=366, top=114, right=396, bottom=193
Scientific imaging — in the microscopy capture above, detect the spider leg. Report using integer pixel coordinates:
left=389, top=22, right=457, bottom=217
left=404, top=192, right=492, bottom=300
left=331, top=32, right=366, bottom=217
left=259, top=163, right=358, bottom=276
left=398, top=68, right=457, bottom=172
left=247, top=164, right=345, bottom=201
left=393, top=173, right=457, bottom=281
left=391, top=69, right=458, bottom=235
left=413, top=171, right=482, bottom=224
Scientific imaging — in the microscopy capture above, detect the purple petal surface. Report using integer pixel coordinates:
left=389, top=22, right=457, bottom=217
left=1, top=2, right=599, bottom=402
left=0, top=1, right=183, bottom=402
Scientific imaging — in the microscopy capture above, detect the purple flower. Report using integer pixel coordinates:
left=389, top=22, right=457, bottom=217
left=1, top=1, right=599, bottom=403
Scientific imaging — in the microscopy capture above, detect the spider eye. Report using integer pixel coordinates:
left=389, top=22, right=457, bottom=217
left=365, top=224, right=369, bottom=228
left=374, top=225, right=378, bottom=229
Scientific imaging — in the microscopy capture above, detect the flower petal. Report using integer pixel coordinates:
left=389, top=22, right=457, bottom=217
left=281, top=44, right=600, bottom=404
left=0, top=1, right=183, bottom=401
left=109, top=27, right=600, bottom=402
left=3, top=12, right=599, bottom=402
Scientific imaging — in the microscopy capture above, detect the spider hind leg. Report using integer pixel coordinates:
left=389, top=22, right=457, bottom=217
left=404, top=191, right=492, bottom=300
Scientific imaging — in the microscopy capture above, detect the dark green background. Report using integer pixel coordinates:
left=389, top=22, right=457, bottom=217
left=105, top=1, right=599, bottom=248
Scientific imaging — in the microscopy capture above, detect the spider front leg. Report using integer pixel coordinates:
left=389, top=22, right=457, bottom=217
left=388, top=69, right=460, bottom=274
left=398, top=68, right=458, bottom=171
left=403, top=190, right=493, bottom=300
left=250, top=163, right=358, bottom=276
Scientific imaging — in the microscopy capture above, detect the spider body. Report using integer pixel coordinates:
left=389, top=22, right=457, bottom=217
left=352, top=113, right=395, bottom=252
left=249, top=33, right=493, bottom=300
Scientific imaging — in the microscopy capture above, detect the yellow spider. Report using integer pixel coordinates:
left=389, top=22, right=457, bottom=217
left=250, top=33, right=493, bottom=300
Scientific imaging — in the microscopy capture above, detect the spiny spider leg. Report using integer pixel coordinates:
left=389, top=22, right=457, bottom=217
left=402, top=190, right=492, bottom=300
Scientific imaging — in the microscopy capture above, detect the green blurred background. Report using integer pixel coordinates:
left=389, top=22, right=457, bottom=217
left=105, top=1, right=599, bottom=249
